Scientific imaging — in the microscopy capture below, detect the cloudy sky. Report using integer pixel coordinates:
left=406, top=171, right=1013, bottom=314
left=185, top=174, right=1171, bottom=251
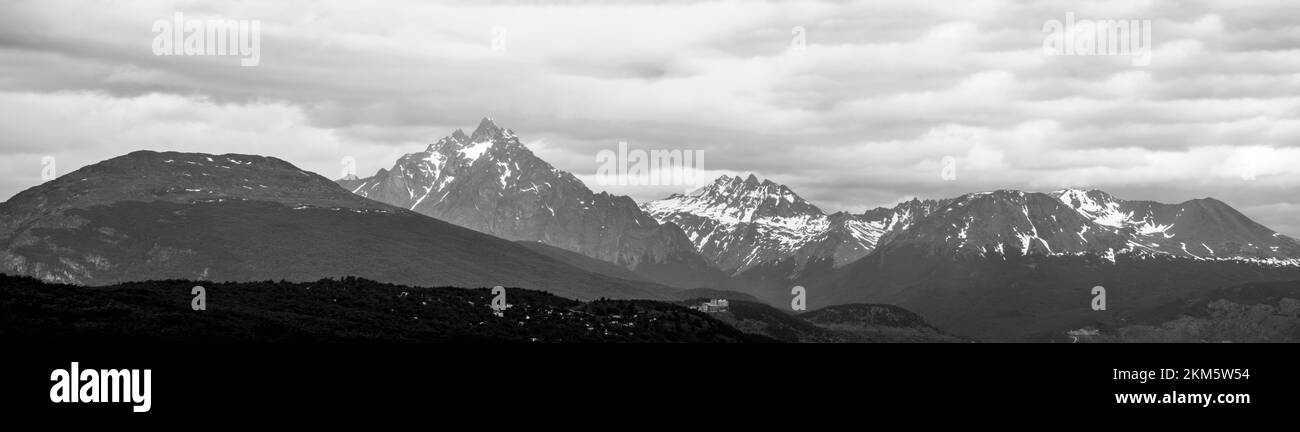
left=1, top=0, right=1297, bottom=236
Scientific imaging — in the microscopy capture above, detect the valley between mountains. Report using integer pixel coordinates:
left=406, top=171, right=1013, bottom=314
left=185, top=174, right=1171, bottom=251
left=3, top=118, right=1299, bottom=342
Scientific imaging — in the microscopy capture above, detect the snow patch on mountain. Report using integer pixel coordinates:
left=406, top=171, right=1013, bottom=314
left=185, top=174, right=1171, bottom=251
left=459, top=141, right=493, bottom=163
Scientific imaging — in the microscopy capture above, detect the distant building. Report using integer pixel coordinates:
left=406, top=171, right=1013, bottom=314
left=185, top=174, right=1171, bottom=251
left=694, top=299, right=729, bottom=313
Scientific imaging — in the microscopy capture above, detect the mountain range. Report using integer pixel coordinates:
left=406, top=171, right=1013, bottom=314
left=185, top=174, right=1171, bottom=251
left=5, top=118, right=1299, bottom=341
left=642, top=175, right=948, bottom=275
left=645, top=179, right=1300, bottom=273
left=337, top=118, right=725, bottom=290
left=325, top=118, right=1300, bottom=339
left=814, top=190, right=1300, bottom=340
left=0, top=150, right=678, bottom=301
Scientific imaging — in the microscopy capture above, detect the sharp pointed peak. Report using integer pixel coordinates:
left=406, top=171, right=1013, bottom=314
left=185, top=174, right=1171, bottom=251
left=468, top=116, right=518, bottom=144
left=473, top=117, right=507, bottom=137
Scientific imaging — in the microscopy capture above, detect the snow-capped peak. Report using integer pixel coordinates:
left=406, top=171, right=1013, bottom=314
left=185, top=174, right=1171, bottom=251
left=469, top=117, right=516, bottom=142
left=651, top=174, right=823, bottom=224
left=642, top=175, right=889, bottom=273
left=344, top=118, right=541, bottom=213
left=334, top=118, right=724, bottom=289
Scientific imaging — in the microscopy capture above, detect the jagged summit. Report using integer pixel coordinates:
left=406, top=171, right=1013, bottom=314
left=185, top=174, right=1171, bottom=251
left=341, top=119, right=560, bottom=211
left=469, top=117, right=512, bottom=142
left=416, top=118, right=523, bottom=162
left=336, top=118, right=726, bottom=290
left=474, top=117, right=500, bottom=132
left=643, top=175, right=881, bottom=273
left=653, top=174, right=823, bottom=223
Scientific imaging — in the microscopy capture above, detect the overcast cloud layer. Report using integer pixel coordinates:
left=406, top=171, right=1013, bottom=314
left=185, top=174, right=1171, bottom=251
left=1, top=0, right=1297, bottom=236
